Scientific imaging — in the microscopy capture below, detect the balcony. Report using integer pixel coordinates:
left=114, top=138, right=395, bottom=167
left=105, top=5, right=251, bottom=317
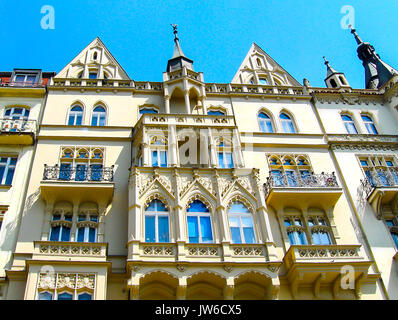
left=360, top=172, right=398, bottom=219
left=33, top=241, right=107, bottom=262
left=264, top=172, right=343, bottom=210
left=40, top=165, right=115, bottom=204
left=282, top=245, right=373, bottom=299
left=0, top=119, right=37, bottom=145
left=128, top=242, right=270, bottom=264
left=0, top=79, right=45, bottom=88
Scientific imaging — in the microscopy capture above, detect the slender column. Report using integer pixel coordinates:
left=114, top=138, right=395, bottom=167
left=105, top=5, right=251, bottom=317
left=208, top=128, right=217, bottom=167
left=97, top=203, right=107, bottom=242
left=177, top=277, right=187, bottom=300
left=165, top=96, right=170, bottom=114
left=184, top=90, right=191, bottom=114
left=70, top=203, right=79, bottom=242
left=169, top=125, right=178, bottom=166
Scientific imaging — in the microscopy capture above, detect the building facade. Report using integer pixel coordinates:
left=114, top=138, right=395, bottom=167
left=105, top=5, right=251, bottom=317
left=2, top=27, right=398, bottom=300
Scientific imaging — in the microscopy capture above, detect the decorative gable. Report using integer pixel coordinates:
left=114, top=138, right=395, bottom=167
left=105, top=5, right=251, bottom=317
left=231, top=43, right=300, bottom=86
left=55, top=37, right=130, bottom=80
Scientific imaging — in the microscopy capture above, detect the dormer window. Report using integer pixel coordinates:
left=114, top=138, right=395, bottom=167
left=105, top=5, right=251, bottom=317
left=14, top=74, right=37, bottom=84
left=93, top=52, right=98, bottom=60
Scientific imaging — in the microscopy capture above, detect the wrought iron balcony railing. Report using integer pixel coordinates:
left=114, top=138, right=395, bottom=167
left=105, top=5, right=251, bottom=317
left=264, top=172, right=339, bottom=196
left=360, top=169, right=398, bottom=197
left=0, top=118, right=37, bottom=133
left=43, top=164, right=114, bottom=182
left=0, top=79, right=45, bottom=88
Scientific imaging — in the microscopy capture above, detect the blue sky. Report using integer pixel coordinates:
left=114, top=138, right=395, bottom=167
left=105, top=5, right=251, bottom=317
left=0, top=0, right=397, bottom=88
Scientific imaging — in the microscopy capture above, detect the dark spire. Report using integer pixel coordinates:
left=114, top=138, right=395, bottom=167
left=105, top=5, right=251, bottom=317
left=323, top=56, right=338, bottom=78
left=166, top=24, right=193, bottom=72
left=350, top=27, right=398, bottom=89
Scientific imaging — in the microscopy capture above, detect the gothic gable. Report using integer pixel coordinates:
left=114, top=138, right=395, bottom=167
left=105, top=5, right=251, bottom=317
left=231, top=43, right=300, bottom=86
left=55, top=37, right=130, bottom=80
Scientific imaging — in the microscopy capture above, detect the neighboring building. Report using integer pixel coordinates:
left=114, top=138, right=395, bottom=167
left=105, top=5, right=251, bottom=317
left=3, top=27, right=398, bottom=300
left=0, top=69, right=55, bottom=299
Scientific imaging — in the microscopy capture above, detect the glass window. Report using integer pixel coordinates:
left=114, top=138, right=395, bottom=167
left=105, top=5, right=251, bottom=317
left=228, top=201, right=255, bottom=244
left=258, top=112, right=274, bottom=133
left=91, top=106, right=106, bottom=126
left=78, top=293, right=92, bottom=300
left=259, top=78, right=268, bottom=85
left=187, top=200, right=213, bottom=243
left=280, top=113, right=296, bottom=133
left=77, top=215, right=97, bottom=243
left=144, top=200, right=169, bottom=243
left=0, top=157, right=17, bottom=185
left=89, top=72, right=97, bottom=79
left=38, top=292, right=53, bottom=300
left=341, top=114, right=358, bottom=134
left=151, top=150, right=167, bottom=167
left=68, top=106, right=83, bottom=125
left=4, top=107, right=30, bottom=120
left=312, top=230, right=332, bottom=245
left=218, top=152, right=234, bottom=168
left=208, top=110, right=225, bottom=116
left=59, top=163, right=72, bottom=180
left=287, top=230, right=307, bottom=245
left=75, top=163, right=87, bottom=181
left=361, top=115, right=378, bottom=135
left=139, top=108, right=158, bottom=115
left=57, top=292, right=73, bottom=300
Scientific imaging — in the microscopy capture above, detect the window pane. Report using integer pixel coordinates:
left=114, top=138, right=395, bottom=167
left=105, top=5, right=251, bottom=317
left=61, top=227, right=71, bottom=241
left=187, top=216, right=199, bottom=243
left=5, top=166, right=15, bottom=185
left=59, top=163, right=72, bottom=180
left=230, top=227, right=242, bottom=244
left=91, top=114, right=98, bottom=126
left=266, top=120, right=274, bottom=133
left=218, top=152, right=224, bottom=168
left=200, top=216, right=213, bottom=242
left=158, top=216, right=169, bottom=242
left=187, top=200, right=209, bottom=213
left=75, top=164, right=87, bottom=181
left=151, top=151, right=158, bottom=167
left=39, top=292, right=53, bottom=300
left=243, top=227, right=255, bottom=243
left=229, top=202, right=250, bottom=213
left=89, top=228, right=96, bottom=243
left=208, top=110, right=225, bottom=116
left=271, top=170, right=283, bottom=186
left=145, top=216, right=156, bottom=242
left=49, top=226, right=60, bottom=241
left=99, top=115, right=106, bottom=126
left=160, top=151, right=167, bottom=167
left=90, top=164, right=103, bottom=181
left=77, top=228, right=85, bottom=242
left=78, top=293, right=92, bottom=300
left=58, top=292, right=73, bottom=300
left=225, top=153, right=234, bottom=168
left=76, top=115, right=82, bottom=125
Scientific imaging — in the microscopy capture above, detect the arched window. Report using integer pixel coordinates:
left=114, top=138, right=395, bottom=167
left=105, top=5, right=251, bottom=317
left=57, top=292, right=73, bottom=300
left=341, top=114, right=358, bottom=134
left=77, top=214, right=98, bottom=243
left=4, top=107, right=30, bottom=119
left=361, top=115, right=378, bottom=135
left=307, top=216, right=332, bottom=245
left=91, top=106, right=106, bottom=126
left=259, top=78, right=268, bottom=85
left=78, top=292, right=92, bottom=300
left=228, top=201, right=256, bottom=244
left=187, top=200, right=213, bottom=243
left=145, top=200, right=169, bottom=243
left=284, top=217, right=307, bottom=245
left=139, top=107, right=158, bottom=115
left=68, top=106, right=83, bottom=125
left=38, top=291, right=53, bottom=300
left=258, top=112, right=274, bottom=133
left=280, top=113, right=296, bottom=133
left=49, top=212, right=72, bottom=242
left=256, top=58, right=262, bottom=67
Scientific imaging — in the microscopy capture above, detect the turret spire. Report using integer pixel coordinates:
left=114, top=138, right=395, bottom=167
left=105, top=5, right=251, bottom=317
left=349, top=27, right=398, bottom=89
left=323, top=56, right=350, bottom=88
left=166, top=24, right=194, bottom=72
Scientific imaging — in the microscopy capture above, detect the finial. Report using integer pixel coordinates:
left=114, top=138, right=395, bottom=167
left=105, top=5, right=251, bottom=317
left=349, top=25, right=363, bottom=45
left=171, top=24, right=179, bottom=41
left=323, top=56, right=329, bottom=65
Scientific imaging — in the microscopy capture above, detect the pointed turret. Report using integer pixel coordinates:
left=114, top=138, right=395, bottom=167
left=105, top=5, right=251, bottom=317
left=323, top=56, right=350, bottom=88
left=166, top=25, right=194, bottom=72
left=350, top=27, right=398, bottom=89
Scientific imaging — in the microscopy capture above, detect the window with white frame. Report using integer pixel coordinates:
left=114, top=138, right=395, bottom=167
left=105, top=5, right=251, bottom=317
left=150, top=136, right=168, bottom=167
left=49, top=212, right=72, bottom=242
left=258, top=112, right=274, bottom=133
left=4, top=107, right=30, bottom=120
left=144, top=199, right=169, bottom=243
left=14, top=73, right=37, bottom=84
left=91, top=106, right=106, bottom=126
left=228, top=201, right=256, bottom=244
left=284, top=216, right=307, bottom=245
left=216, top=139, right=234, bottom=169
left=341, top=114, right=358, bottom=134
left=76, top=213, right=98, bottom=243
left=68, top=105, right=83, bottom=125
left=186, top=200, right=213, bottom=243
left=0, top=157, right=17, bottom=185
left=280, top=112, right=296, bottom=133
left=361, top=114, right=378, bottom=135
left=307, top=215, right=332, bottom=245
